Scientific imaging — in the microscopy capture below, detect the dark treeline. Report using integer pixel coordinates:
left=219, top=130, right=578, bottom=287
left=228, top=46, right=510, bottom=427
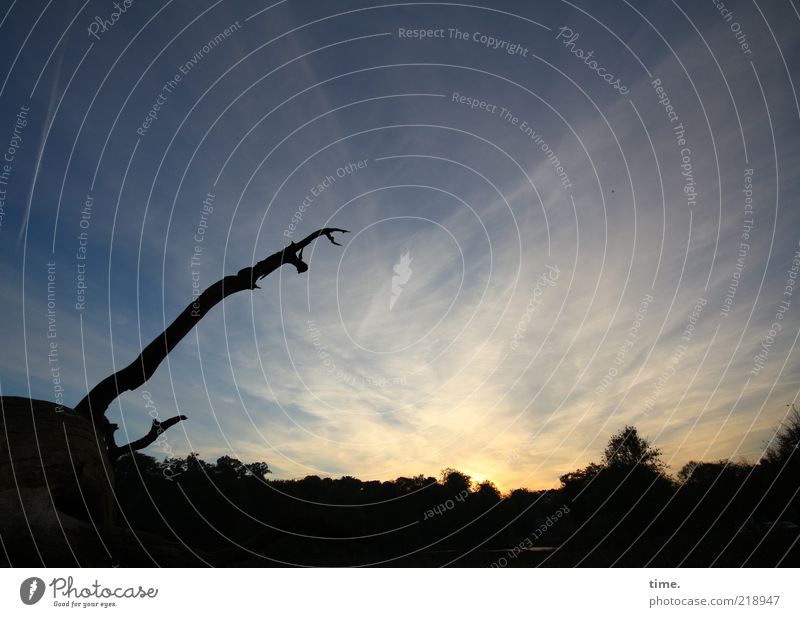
left=114, top=410, right=800, bottom=566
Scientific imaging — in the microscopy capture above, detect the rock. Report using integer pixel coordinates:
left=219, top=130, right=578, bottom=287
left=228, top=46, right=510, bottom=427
left=0, top=396, right=215, bottom=566
left=0, top=396, right=117, bottom=565
left=0, top=396, right=115, bottom=525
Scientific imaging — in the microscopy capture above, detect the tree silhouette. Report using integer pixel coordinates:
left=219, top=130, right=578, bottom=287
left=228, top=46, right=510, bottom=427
left=213, top=455, right=248, bottom=480
left=602, top=425, right=665, bottom=473
left=440, top=468, right=472, bottom=494
left=72, top=228, right=348, bottom=460
left=761, top=404, right=800, bottom=466
left=244, top=461, right=272, bottom=479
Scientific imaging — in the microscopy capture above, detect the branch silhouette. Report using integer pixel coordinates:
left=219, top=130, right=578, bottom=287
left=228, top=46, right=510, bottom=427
left=73, top=228, right=348, bottom=452
left=108, top=415, right=188, bottom=461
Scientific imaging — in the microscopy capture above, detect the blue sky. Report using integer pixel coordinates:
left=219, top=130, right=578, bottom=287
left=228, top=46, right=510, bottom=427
left=0, top=0, right=798, bottom=490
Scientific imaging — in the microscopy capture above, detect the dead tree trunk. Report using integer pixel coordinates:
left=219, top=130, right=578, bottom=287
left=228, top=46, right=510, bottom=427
left=73, top=228, right=348, bottom=459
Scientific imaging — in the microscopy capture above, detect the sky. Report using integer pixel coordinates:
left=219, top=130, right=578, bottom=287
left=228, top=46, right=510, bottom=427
left=0, top=0, right=798, bottom=491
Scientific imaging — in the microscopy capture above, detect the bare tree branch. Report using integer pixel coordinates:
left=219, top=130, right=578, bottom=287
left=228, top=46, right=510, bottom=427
left=73, top=228, right=349, bottom=434
left=108, top=415, right=188, bottom=461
